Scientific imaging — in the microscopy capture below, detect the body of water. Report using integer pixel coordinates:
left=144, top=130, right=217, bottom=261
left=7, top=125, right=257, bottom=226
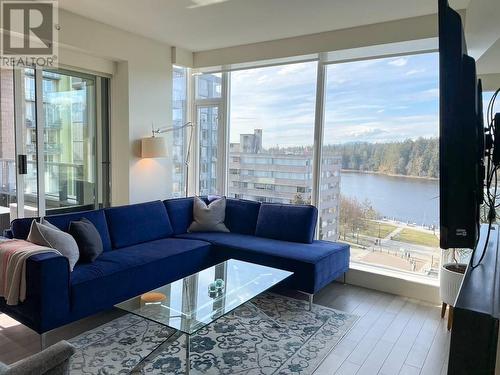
left=340, top=171, right=439, bottom=227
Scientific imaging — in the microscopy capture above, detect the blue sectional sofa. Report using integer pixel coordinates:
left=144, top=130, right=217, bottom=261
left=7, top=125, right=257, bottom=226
left=0, top=197, right=350, bottom=334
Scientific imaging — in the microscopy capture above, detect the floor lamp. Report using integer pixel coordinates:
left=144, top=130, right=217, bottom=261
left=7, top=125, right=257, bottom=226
left=141, top=122, right=195, bottom=197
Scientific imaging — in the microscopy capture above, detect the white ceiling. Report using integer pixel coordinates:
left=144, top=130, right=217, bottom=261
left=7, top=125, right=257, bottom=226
left=57, top=0, right=471, bottom=52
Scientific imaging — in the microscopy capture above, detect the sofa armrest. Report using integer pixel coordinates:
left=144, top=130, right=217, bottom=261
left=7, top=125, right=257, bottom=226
left=3, top=229, right=13, bottom=239
left=5, top=340, right=75, bottom=374
left=25, top=253, right=71, bottom=333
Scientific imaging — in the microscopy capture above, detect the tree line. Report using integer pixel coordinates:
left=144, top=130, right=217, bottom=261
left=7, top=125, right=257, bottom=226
left=265, top=138, right=439, bottom=178
left=324, top=138, right=439, bottom=178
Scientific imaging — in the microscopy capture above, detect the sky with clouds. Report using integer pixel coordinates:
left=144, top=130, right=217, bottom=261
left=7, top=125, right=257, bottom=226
left=230, top=53, right=441, bottom=148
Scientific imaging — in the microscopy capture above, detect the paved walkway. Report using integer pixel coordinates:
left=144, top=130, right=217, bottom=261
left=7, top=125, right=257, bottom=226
left=384, top=226, right=403, bottom=240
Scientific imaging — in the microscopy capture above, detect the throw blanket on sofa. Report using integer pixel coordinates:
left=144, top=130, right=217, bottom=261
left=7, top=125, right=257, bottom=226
left=0, top=239, right=60, bottom=306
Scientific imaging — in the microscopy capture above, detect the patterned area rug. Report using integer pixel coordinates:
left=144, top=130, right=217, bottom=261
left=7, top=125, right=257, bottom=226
left=69, top=293, right=357, bottom=374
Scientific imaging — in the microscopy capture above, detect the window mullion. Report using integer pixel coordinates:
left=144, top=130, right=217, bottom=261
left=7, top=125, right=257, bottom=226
left=220, top=72, right=230, bottom=196
left=312, top=53, right=328, bottom=239
left=34, top=69, right=45, bottom=217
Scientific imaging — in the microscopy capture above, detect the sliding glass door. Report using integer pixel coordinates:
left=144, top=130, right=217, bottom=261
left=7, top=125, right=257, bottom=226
left=0, top=66, right=108, bottom=228
left=14, top=68, right=40, bottom=219
left=41, top=70, right=97, bottom=213
left=0, top=69, right=18, bottom=229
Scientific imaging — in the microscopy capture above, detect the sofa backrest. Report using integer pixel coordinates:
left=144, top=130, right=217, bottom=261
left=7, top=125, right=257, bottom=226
left=255, top=203, right=318, bottom=244
left=163, top=197, right=194, bottom=235
left=10, top=209, right=113, bottom=252
left=163, top=197, right=261, bottom=235
left=225, top=198, right=261, bottom=235
left=105, top=200, right=173, bottom=249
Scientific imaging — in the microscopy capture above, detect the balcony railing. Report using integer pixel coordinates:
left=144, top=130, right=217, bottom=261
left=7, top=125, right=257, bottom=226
left=25, top=143, right=62, bottom=155
left=25, top=119, right=63, bottom=129
left=0, top=158, right=92, bottom=206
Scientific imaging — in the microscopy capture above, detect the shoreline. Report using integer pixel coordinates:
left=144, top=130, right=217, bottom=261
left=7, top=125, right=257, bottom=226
left=341, top=169, right=438, bottom=181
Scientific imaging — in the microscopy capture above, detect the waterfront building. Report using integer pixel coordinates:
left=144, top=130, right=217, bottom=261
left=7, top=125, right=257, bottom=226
left=226, top=129, right=342, bottom=240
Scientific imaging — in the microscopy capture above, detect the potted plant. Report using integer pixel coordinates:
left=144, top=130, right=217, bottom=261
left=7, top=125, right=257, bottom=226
left=440, top=248, right=469, bottom=330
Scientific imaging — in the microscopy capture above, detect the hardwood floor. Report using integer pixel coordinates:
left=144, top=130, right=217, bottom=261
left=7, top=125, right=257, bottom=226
left=313, top=283, right=450, bottom=375
left=0, top=283, right=450, bottom=374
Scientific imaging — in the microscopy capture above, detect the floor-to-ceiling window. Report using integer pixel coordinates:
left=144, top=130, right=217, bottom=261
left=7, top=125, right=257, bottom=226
left=228, top=62, right=317, bottom=203
left=172, top=66, right=188, bottom=197
left=193, top=50, right=442, bottom=282
left=320, top=53, right=440, bottom=280
left=195, top=72, right=223, bottom=196
left=483, top=91, right=500, bottom=125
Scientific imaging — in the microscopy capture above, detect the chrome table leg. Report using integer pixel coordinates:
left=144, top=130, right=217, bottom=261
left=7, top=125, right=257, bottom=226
left=185, top=333, right=190, bottom=375
left=130, top=329, right=182, bottom=374
left=245, top=301, right=282, bottom=329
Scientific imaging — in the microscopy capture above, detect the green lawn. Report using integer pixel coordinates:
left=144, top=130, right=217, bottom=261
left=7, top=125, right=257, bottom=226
left=359, top=221, right=397, bottom=238
left=393, top=228, right=439, bottom=247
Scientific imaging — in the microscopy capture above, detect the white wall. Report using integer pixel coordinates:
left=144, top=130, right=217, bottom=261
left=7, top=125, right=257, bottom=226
left=57, top=9, right=173, bottom=205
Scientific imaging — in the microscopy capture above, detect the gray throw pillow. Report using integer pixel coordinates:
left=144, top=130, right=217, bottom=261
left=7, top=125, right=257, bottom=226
left=188, top=196, right=230, bottom=233
left=27, top=220, right=80, bottom=271
left=41, top=217, right=60, bottom=230
left=69, top=218, right=103, bottom=263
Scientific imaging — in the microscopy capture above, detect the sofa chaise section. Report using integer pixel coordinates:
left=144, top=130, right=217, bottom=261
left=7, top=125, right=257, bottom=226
left=174, top=200, right=350, bottom=298
left=177, top=232, right=349, bottom=295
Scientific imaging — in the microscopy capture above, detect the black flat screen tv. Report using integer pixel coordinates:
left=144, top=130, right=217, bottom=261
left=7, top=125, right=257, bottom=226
left=439, top=0, right=485, bottom=249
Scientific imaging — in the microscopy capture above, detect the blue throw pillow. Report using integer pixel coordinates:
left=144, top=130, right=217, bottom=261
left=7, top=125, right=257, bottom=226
left=69, top=218, right=103, bottom=263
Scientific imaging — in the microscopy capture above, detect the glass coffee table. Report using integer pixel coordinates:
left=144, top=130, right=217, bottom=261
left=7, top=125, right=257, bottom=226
left=115, top=259, right=293, bottom=374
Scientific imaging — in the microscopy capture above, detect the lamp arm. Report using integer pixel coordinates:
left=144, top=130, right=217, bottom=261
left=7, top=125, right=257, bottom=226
left=184, top=123, right=195, bottom=197
left=185, top=122, right=194, bottom=166
left=148, top=121, right=195, bottom=197
left=153, top=122, right=193, bottom=136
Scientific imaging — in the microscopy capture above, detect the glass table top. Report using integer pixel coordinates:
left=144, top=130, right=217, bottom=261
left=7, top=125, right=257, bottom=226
left=115, top=259, right=293, bottom=334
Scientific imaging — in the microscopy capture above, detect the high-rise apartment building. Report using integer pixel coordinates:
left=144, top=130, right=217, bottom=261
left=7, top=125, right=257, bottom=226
left=196, top=73, right=221, bottom=196
left=227, top=129, right=341, bottom=240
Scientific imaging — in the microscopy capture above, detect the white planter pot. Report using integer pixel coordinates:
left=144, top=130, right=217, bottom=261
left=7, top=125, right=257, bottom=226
left=440, top=263, right=467, bottom=306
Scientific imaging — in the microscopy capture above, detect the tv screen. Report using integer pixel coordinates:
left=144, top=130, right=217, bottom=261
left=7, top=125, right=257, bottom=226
left=439, top=0, right=484, bottom=249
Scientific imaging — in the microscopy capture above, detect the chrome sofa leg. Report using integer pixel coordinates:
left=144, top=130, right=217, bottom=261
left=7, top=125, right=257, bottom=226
left=40, top=333, right=46, bottom=351
left=297, top=290, right=314, bottom=310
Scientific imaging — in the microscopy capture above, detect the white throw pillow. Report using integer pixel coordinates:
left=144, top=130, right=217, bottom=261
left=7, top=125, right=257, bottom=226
left=27, top=220, right=80, bottom=271
left=188, top=196, right=230, bottom=233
